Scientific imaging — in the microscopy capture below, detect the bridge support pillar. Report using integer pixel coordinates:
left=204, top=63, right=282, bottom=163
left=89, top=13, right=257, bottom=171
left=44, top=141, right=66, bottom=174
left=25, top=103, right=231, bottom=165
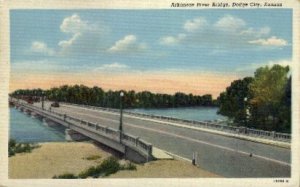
left=24, top=109, right=31, bottom=115
left=124, top=146, right=153, bottom=164
left=43, top=119, right=59, bottom=127
left=31, top=112, right=43, bottom=120
left=65, top=129, right=89, bottom=141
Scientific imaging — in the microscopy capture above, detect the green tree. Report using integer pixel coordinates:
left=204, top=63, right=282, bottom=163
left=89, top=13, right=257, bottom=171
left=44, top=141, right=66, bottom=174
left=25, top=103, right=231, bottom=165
left=12, top=85, right=218, bottom=109
left=218, top=77, right=253, bottom=125
left=249, top=65, right=290, bottom=131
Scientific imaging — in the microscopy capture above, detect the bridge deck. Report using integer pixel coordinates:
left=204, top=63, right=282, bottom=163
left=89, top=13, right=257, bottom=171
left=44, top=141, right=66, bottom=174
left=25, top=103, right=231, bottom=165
left=13, top=100, right=291, bottom=177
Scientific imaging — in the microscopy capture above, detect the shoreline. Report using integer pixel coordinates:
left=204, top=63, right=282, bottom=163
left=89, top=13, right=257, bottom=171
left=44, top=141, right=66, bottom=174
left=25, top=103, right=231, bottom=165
left=9, top=141, right=220, bottom=179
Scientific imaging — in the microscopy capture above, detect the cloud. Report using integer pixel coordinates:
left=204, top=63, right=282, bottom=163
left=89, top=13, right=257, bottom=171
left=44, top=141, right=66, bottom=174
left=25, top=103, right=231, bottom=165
left=248, top=36, right=288, bottom=46
left=58, top=33, right=81, bottom=49
left=241, top=27, right=271, bottom=38
left=266, top=59, right=291, bottom=68
left=11, top=59, right=61, bottom=72
left=159, top=34, right=186, bottom=46
left=236, top=59, right=291, bottom=73
left=60, top=14, right=88, bottom=34
left=183, top=17, right=208, bottom=32
left=58, top=14, right=109, bottom=55
left=108, top=35, right=147, bottom=53
left=30, top=41, right=55, bottom=56
left=214, top=15, right=246, bottom=32
left=160, top=14, right=286, bottom=49
left=94, top=62, right=128, bottom=71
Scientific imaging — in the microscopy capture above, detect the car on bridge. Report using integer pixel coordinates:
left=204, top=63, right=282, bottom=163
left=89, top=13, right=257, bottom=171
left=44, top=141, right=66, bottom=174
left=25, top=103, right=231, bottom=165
left=51, top=102, right=60, bottom=107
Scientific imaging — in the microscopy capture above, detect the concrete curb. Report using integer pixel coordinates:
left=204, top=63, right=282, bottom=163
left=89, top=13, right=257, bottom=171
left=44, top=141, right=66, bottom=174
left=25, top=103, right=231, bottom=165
left=152, top=147, right=174, bottom=160
left=160, top=150, right=192, bottom=162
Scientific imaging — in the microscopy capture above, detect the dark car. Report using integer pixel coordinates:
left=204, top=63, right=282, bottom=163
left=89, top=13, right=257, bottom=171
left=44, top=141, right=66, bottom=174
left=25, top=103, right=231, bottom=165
left=27, top=100, right=33, bottom=104
left=51, top=102, right=60, bottom=107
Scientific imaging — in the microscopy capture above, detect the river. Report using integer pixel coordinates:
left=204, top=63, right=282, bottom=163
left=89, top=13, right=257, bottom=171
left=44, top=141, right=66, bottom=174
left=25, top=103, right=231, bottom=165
left=10, top=106, right=225, bottom=142
left=126, top=107, right=226, bottom=122
left=10, top=107, right=66, bottom=143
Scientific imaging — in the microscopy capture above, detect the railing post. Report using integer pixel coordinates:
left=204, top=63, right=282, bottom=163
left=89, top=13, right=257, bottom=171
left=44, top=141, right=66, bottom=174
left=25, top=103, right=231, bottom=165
left=239, top=126, right=246, bottom=134
left=119, top=131, right=122, bottom=143
left=147, top=145, right=152, bottom=162
left=148, top=145, right=152, bottom=156
left=135, top=137, right=140, bottom=147
left=192, top=152, right=196, bottom=165
left=64, top=114, right=67, bottom=121
left=271, top=131, right=276, bottom=139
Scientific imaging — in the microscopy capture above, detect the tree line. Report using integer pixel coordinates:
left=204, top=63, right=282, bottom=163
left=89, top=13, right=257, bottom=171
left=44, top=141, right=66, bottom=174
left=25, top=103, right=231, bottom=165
left=10, top=64, right=290, bottom=132
left=11, top=85, right=217, bottom=109
left=217, top=64, right=291, bottom=133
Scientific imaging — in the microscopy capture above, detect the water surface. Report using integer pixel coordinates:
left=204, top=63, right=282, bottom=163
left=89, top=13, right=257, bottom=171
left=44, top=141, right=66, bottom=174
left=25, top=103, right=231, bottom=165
left=126, top=107, right=226, bottom=121
left=10, top=107, right=66, bottom=143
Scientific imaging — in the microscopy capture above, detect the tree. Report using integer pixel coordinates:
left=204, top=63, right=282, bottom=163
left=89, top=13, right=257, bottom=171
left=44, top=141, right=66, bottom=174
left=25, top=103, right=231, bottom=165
left=218, top=64, right=291, bottom=132
left=12, top=85, right=218, bottom=109
left=218, top=77, right=253, bottom=125
left=275, top=76, right=291, bottom=133
left=249, top=65, right=290, bottom=131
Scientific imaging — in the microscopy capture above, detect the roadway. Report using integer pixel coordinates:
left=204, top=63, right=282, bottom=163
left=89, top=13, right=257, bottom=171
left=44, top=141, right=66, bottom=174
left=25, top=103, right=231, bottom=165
left=35, top=101, right=291, bottom=177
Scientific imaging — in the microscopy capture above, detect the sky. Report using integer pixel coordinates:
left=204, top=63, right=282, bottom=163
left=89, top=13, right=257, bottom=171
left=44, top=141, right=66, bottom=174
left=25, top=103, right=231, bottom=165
left=10, top=9, right=292, bottom=98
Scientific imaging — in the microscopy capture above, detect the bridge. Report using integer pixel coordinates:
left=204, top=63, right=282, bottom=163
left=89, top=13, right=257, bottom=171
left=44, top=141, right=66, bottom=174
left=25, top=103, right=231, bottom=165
left=10, top=98, right=291, bottom=177
left=11, top=99, right=153, bottom=163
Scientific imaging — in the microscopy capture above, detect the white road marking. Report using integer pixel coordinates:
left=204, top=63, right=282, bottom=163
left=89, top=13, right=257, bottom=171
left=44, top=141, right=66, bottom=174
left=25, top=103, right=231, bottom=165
left=54, top=106, right=290, bottom=166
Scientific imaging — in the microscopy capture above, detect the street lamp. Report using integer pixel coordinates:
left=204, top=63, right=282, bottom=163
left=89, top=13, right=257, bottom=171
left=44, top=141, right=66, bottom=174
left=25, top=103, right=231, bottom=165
left=119, top=91, right=124, bottom=142
left=16, top=91, right=20, bottom=103
left=244, top=97, right=250, bottom=128
left=41, top=91, right=45, bottom=110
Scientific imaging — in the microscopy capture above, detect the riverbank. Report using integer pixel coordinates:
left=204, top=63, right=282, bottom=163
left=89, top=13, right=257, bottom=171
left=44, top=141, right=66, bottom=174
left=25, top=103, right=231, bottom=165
left=9, top=142, right=220, bottom=178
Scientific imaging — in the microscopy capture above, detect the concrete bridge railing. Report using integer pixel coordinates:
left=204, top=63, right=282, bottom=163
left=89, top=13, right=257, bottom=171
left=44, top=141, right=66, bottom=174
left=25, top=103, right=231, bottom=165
left=61, top=102, right=291, bottom=143
left=13, top=101, right=153, bottom=161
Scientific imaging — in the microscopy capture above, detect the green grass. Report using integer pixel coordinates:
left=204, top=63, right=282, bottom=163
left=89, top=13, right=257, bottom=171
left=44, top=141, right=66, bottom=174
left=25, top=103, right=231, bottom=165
left=53, top=173, right=78, bottom=179
left=122, top=162, right=137, bottom=170
left=83, top=155, right=102, bottom=161
left=53, top=156, right=137, bottom=179
left=9, top=139, right=40, bottom=157
left=78, top=156, right=120, bottom=178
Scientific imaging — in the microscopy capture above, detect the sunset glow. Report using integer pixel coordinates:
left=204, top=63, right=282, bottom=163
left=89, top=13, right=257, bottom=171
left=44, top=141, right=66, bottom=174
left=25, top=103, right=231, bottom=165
left=10, top=10, right=291, bottom=97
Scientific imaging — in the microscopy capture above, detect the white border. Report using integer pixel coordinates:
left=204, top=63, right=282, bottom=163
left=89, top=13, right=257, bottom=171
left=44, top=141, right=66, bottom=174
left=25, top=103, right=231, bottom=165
left=0, top=0, right=299, bottom=186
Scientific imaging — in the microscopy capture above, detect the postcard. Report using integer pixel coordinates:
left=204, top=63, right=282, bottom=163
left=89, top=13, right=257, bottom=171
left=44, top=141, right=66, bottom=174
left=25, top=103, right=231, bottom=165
left=0, top=0, right=299, bottom=186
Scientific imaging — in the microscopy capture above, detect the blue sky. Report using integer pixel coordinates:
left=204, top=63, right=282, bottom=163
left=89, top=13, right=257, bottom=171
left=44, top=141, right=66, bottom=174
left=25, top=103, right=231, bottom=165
left=10, top=9, right=292, bottom=97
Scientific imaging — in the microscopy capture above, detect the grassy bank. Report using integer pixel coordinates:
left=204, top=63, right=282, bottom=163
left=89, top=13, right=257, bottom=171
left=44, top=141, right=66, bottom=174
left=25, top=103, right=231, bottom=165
left=9, top=139, right=40, bottom=157
left=9, top=142, right=112, bottom=178
left=9, top=142, right=220, bottom=178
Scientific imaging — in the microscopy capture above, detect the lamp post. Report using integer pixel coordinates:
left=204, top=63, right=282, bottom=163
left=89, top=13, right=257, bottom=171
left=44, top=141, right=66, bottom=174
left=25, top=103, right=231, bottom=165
left=244, top=97, right=249, bottom=128
left=16, top=91, right=20, bottom=103
left=41, top=91, right=45, bottom=110
left=119, top=91, right=124, bottom=143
